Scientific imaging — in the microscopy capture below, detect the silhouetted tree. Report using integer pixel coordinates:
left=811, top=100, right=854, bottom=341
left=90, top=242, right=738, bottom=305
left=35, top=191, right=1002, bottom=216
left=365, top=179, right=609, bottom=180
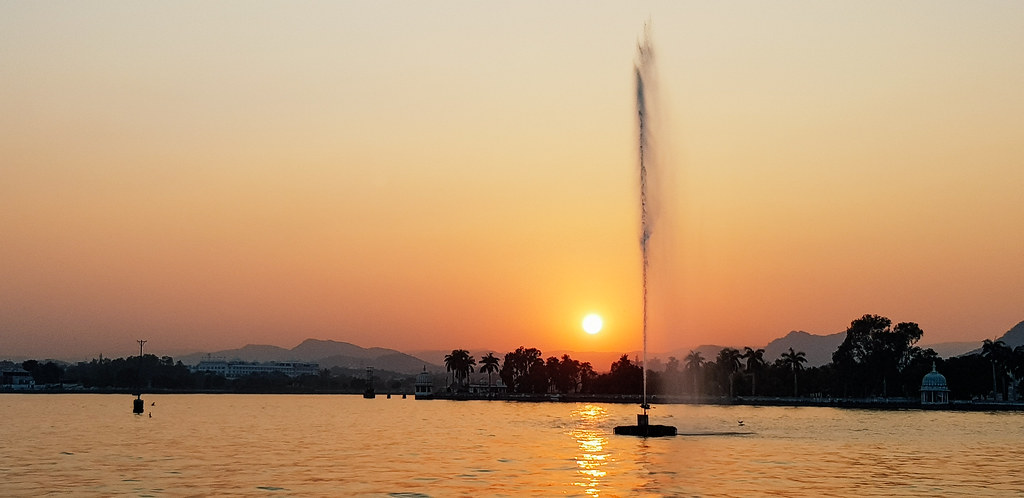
left=662, top=356, right=682, bottom=394
left=605, top=354, right=643, bottom=395
left=780, top=348, right=807, bottom=397
left=982, top=339, right=1011, bottom=399
left=546, top=354, right=583, bottom=394
left=684, top=350, right=705, bottom=396
left=500, top=347, right=545, bottom=394
left=832, top=314, right=924, bottom=397
left=743, top=347, right=766, bottom=396
left=22, top=360, right=64, bottom=385
left=579, top=361, right=597, bottom=393
left=716, top=348, right=743, bottom=398
left=443, top=349, right=475, bottom=390
left=479, top=353, right=500, bottom=391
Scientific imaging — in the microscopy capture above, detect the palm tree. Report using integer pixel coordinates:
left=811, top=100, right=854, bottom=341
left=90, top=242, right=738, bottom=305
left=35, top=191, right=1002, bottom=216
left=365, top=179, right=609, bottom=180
left=716, top=348, right=743, bottom=398
left=684, top=350, right=705, bottom=396
left=982, top=339, right=1009, bottom=399
left=780, top=347, right=807, bottom=397
left=444, top=349, right=476, bottom=390
left=443, top=351, right=457, bottom=389
left=479, top=353, right=500, bottom=393
left=743, top=347, right=766, bottom=396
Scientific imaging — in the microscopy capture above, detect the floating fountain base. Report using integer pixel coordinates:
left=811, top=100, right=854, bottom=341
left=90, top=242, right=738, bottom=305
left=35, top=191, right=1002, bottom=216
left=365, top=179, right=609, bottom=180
left=614, top=414, right=676, bottom=437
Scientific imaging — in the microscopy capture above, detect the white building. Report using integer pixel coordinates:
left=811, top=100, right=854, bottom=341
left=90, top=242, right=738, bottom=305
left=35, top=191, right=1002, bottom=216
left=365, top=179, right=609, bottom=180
left=920, top=363, right=950, bottom=405
left=414, top=367, right=434, bottom=399
left=191, top=360, right=319, bottom=379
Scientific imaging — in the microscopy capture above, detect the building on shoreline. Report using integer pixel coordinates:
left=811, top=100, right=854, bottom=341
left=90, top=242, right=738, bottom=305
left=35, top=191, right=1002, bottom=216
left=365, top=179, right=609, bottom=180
left=414, top=367, right=433, bottom=399
left=1, top=367, right=35, bottom=390
left=920, top=363, right=950, bottom=405
left=191, top=360, right=319, bottom=379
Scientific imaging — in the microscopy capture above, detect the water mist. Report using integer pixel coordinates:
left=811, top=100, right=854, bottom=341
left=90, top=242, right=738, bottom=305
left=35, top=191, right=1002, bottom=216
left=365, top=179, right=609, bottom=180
left=615, top=25, right=676, bottom=437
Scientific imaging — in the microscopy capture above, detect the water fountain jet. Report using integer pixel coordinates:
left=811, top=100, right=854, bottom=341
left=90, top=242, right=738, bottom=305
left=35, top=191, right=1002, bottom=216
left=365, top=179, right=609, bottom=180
left=614, top=24, right=676, bottom=438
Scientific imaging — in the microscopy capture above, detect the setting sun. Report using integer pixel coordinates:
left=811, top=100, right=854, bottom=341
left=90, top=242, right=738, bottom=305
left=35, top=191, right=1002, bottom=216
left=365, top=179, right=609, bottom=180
left=582, top=314, right=603, bottom=335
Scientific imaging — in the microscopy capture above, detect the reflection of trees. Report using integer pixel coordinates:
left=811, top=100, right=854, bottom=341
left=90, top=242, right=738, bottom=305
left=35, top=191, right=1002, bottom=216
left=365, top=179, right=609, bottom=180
left=570, top=405, right=610, bottom=497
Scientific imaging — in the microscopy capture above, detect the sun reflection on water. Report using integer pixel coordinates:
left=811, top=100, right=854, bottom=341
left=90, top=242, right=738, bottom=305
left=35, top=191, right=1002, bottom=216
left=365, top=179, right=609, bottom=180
left=570, top=404, right=611, bottom=496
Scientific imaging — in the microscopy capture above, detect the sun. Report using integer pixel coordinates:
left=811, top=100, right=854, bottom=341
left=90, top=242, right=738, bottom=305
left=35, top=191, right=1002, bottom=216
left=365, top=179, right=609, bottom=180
left=582, top=314, right=603, bottom=335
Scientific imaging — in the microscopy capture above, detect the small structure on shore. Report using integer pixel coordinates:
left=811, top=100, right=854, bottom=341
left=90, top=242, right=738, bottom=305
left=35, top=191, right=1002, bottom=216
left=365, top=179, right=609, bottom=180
left=133, top=340, right=147, bottom=414
left=921, top=363, right=949, bottom=405
left=363, top=367, right=375, bottom=399
left=1, top=366, right=35, bottom=390
left=414, top=367, right=433, bottom=399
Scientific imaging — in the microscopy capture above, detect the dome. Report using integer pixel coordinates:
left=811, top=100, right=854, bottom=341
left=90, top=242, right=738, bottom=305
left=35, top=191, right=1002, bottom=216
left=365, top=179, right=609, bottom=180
left=921, top=363, right=948, bottom=390
left=414, top=366, right=434, bottom=398
left=415, top=366, right=433, bottom=386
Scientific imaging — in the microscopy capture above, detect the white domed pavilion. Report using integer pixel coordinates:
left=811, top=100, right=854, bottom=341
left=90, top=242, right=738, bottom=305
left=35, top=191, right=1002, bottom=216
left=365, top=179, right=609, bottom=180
left=920, top=363, right=949, bottom=405
left=414, top=366, right=434, bottom=399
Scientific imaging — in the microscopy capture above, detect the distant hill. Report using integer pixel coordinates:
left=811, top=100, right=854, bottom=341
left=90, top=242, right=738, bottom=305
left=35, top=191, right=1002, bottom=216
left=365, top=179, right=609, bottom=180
left=997, top=320, right=1024, bottom=348
left=961, top=320, right=1024, bottom=356
left=762, top=328, right=1003, bottom=366
left=409, top=350, right=505, bottom=370
left=764, top=331, right=844, bottom=367
left=658, top=345, right=730, bottom=366
left=178, top=339, right=439, bottom=375
left=920, top=341, right=980, bottom=358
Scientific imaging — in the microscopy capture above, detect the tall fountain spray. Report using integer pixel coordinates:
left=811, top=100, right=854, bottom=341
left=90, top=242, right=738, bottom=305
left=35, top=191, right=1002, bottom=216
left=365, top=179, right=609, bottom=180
left=615, top=24, right=676, bottom=438
left=637, top=28, right=652, bottom=421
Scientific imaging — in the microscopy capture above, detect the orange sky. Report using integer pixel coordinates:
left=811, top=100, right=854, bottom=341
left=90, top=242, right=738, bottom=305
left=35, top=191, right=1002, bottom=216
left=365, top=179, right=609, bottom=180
left=2, top=2, right=1022, bottom=360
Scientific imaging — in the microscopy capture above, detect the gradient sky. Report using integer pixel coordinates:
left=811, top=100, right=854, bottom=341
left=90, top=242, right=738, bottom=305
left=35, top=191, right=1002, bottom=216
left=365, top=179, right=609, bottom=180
left=2, top=2, right=1022, bottom=360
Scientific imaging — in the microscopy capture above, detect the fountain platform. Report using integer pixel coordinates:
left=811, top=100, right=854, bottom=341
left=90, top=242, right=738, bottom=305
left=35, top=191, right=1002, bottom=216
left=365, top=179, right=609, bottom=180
left=614, top=414, right=676, bottom=437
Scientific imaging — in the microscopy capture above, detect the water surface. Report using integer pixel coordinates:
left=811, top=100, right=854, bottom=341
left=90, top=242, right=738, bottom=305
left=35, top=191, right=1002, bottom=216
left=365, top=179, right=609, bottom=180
left=2, top=394, right=1021, bottom=496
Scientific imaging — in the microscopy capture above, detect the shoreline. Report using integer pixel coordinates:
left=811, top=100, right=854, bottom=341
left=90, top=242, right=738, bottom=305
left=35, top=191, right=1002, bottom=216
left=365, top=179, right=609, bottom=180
left=5, top=388, right=1024, bottom=411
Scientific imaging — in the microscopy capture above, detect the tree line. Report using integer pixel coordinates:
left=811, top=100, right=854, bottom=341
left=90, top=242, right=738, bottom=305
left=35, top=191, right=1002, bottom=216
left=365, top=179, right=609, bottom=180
left=12, top=355, right=419, bottom=394
left=8, top=313, right=1023, bottom=400
left=444, top=314, right=1024, bottom=401
left=443, top=346, right=644, bottom=395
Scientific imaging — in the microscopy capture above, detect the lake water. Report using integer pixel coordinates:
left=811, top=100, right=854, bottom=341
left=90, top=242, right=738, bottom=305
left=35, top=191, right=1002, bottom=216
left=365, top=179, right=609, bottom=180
left=2, top=394, right=1023, bottom=496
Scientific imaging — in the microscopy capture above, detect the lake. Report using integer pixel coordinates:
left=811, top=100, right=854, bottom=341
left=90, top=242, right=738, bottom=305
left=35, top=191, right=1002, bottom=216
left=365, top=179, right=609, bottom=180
left=2, top=394, right=1022, bottom=496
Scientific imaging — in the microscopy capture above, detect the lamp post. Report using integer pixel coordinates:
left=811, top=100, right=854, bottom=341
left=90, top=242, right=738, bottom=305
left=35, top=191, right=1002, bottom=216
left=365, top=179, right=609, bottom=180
left=133, top=340, right=147, bottom=414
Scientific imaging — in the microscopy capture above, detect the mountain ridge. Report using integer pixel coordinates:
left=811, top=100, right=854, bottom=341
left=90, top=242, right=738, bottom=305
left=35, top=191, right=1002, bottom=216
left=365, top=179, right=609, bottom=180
left=160, top=320, right=1023, bottom=374
left=177, top=339, right=439, bottom=376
